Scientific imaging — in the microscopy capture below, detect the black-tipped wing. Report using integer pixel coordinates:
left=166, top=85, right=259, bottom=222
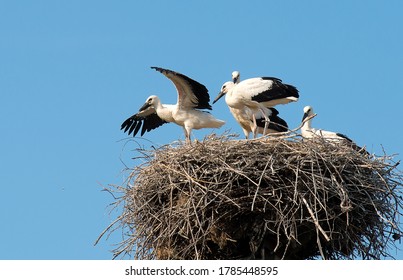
left=121, top=107, right=167, bottom=137
left=336, top=132, right=353, bottom=143
left=246, top=77, right=299, bottom=103
left=151, top=66, right=212, bottom=110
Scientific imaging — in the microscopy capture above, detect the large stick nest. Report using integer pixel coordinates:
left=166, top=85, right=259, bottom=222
left=102, top=133, right=403, bottom=260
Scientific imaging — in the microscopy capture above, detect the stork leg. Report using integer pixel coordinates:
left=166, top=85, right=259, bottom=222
left=260, top=108, right=270, bottom=136
left=242, top=128, right=250, bottom=139
left=251, top=114, right=258, bottom=138
left=184, top=127, right=191, bottom=145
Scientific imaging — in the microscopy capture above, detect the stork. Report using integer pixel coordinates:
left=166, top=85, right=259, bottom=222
left=232, top=71, right=240, bottom=84
left=231, top=71, right=288, bottom=137
left=300, top=105, right=368, bottom=154
left=121, top=67, right=225, bottom=143
left=213, top=71, right=298, bottom=136
left=300, top=105, right=353, bottom=142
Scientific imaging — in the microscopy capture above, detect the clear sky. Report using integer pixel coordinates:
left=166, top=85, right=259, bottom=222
left=0, top=0, right=402, bottom=260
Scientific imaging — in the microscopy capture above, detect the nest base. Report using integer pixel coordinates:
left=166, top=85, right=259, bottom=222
left=102, top=134, right=403, bottom=260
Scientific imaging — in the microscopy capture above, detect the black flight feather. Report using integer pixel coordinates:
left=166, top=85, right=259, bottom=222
left=252, top=78, right=299, bottom=103
left=151, top=67, right=212, bottom=110
left=121, top=113, right=167, bottom=137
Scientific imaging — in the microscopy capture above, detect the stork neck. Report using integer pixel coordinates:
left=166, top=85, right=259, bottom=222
left=227, top=82, right=235, bottom=92
left=302, top=118, right=312, bottom=131
left=153, top=99, right=164, bottom=111
left=224, top=82, right=236, bottom=100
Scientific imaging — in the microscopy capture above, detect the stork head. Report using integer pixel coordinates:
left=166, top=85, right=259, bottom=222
left=302, top=105, right=314, bottom=122
left=213, top=81, right=234, bottom=104
left=232, top=71, right=240, bottom=84
left=139, top=95, right=160, bottom=111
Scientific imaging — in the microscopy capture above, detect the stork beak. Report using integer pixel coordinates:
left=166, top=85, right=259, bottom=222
left=213, top=91, right=226, bottom=104
left=301, top=112, right=309, bottom=123
left=139, top=102, right=151, bottom=112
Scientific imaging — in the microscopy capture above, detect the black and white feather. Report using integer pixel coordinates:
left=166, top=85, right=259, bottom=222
left=256, top=107, right=288, bottom=134
left=213, top=71, right=296, bottom=138
left=300, top=105, right=353, bottom=142
left=121, top=67, right=225, bottom=143
left=121, top=98, right=171, bottom=138
left=300, top=105, right=369, bottom=155
left=151, top=66, right=212, bottom=110
left=213, top=75, right=299, bottom=109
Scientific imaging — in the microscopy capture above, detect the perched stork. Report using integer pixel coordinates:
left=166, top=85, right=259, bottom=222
left=231, top=71, right=288, bottom=137
left=213, top=71, right=298, bottom=136
left=300, top=105, right=368, bottom=154
left=121, top=67, right=225, bottom=143
left=300, top=106, right=353, bottom=142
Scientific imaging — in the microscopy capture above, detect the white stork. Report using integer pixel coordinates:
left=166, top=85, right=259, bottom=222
left=121, top=67, right=225, bottom=143
left=300, top=105, right=353, bottom=142
left=300, top=105, right=368, bottom=154
left=213, top=71, right=297, bottom=136
left=231, top=71, right=288, bottom=137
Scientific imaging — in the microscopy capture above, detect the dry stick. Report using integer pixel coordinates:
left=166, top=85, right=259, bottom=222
left=304, top=168, right=328, bottom=261
left=219, top=159, right=260, bottom=187
left=251, top=159, right=271, bottom=211
left=94, top=215, right=123, bottom=246
left=370, top=196, right=397, bottom=229
left=300, top=195, right=331, bottom=242
left=164, top=161, right=242, bottom=208
left=188, top=197, right=201, bottom=260
left=107, top=131, right=403, bottom=259
left=250, top=113, right=318, bottom=141
left=316, top=231, right=326, bottom=260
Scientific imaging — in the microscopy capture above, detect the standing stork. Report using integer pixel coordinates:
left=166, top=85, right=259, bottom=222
left=121, top=67, right=225, bottom=143
left=213, top=71, right=297, bottom=137
left=231, top=71, right=288, bottom=137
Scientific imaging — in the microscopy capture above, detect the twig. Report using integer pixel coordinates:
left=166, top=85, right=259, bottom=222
left=300, top=196, right=331, bottom=242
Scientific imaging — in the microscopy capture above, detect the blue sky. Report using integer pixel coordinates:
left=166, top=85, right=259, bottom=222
left=0, top=0, right=402, bottom=259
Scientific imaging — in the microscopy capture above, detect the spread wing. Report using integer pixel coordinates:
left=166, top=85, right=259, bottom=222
left=151, top=66, right=212, bottom=110
left=121, top=106, right=167, bottom=137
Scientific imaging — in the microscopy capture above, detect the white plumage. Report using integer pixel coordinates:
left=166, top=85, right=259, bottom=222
left=213, top=71, right=296, bottom=137
left=301, top=105, right=353, bottom=142
left=121, top=67, right=225, bottom=143
left=232, top=71, right=240, bottom=84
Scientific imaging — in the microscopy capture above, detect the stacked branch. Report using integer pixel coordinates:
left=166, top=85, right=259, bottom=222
left=100, top=134, right=403, bottom=260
